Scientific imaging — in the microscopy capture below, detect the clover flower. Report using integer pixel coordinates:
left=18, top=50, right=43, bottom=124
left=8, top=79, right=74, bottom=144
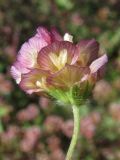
left=11, top=26, right=108, bottom=105
left=11, top=26, right=108, bottom=160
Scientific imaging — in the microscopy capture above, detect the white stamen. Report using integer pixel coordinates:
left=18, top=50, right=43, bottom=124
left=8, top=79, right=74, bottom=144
left=64, top=33, right=73, bottom=42
left=36, top=80, right=42, bottom=87
left=36, top=77, right=46, bottom=89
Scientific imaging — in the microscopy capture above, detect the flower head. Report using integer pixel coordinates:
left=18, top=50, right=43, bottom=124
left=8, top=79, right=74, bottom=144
left=11, top=27, right=108, bottom=105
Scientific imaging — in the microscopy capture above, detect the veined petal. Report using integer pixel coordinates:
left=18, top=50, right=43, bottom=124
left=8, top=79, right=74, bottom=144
left=50, top=27, right=63, bottom=41
left=20, top=69, right=50, bottom=94
left=47, top=64, right=89, bottom=89
left=36, top=26, right=63, bottom=42
left=36, top=26, right=51, bottom=44
left=89, top=54, right=108, bottom=73
left=18, top=36, right=48, bottom=69
left=76, top=39, right=99, bottom=66
left=10, top=61, right=29, bottom=84
left=11, top=66, right=21, bottom=84
left=80, top=55, right=108, bottom=85
left=37, top=41, right=77, bottom=72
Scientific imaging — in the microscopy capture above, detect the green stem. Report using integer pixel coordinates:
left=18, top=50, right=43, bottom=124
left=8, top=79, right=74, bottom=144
left=65, top=105, right=80, bottom=160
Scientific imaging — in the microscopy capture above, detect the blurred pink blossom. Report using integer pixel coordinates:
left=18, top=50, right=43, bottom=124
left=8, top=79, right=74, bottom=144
left=16, top=104, right=39, bottom=122
left=39, top=97, right=51, bottom=109
left=44, top=115, right=63, bottom=133
left=1, top=125, right=19, bottom=144
left=62, top=120, right=74, bottom=138
left=109, top=103, right=120, bottom=121
left=47, top=135, right=61, bottom=151
left=36, top=153, right=50, bottom=160
left=0, top=74, right=13, bottom=95
left=50, top=149, right=65, bottom=160
left=113, top=78, right=120, bottom=91
left=80, top=112, right=101, bottom=140
left=20, top=126, right=41, bottom=152
left=93, top=80, right=113, bottom=103
left=71, top=13, right=84, bottom=26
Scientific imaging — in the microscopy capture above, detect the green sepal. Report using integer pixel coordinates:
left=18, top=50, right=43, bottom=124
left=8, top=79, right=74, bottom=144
left=71, top=81, right=92, bottom=106
left=48, top=80, right=93, bottom=106
left=48, top=89, right=70, bottom=104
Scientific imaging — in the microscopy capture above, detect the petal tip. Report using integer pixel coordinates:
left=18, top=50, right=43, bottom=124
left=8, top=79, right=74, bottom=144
left=10, top=65, right=21, bottom=84
left=90, top=54, right=108, bottom=73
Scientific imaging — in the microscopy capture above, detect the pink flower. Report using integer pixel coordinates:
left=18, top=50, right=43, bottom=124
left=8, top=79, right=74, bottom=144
left=11, top=27, right=108, bottom=105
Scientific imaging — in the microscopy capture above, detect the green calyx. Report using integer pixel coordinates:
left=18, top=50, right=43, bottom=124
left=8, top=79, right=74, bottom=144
left=48, top=81, right=93, bottom=106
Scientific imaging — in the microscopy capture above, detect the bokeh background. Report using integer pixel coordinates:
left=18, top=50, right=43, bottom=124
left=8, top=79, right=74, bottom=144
left=0, top=0, right=120, bottom=159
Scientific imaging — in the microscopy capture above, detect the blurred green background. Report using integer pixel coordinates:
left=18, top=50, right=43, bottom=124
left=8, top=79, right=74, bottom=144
left=0, top=0, right=120, bottom=159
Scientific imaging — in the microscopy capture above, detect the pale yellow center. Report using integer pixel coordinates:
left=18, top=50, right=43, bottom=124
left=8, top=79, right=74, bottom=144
left=36, top=77, right=46, bottom=90
left=49, top=49, right=68, bottom=70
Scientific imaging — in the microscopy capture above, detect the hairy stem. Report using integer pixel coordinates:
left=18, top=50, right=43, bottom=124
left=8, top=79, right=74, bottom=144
left=65, top=105, right=80, bottom=160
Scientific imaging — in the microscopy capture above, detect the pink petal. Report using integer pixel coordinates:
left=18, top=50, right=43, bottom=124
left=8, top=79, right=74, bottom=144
left=10, top=61, right=29, bottom=84
left=50, top=27, right=63, bottom=42
left=76, top=39, right=99, bottom=66
left=37, top=41, right=77, bottom=72
left=20, top=69, right=50, bottom=94
left=47, top=64, right=89, bottom=89
left=36, top=26, right=51, bottom=44
left=17, top=36, right=48, bottom=69
left=11, top=66, right=21, bottom=84
left=36, top=26, right=63, bottom=43
left=89, top=54, right=108, bottom=73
